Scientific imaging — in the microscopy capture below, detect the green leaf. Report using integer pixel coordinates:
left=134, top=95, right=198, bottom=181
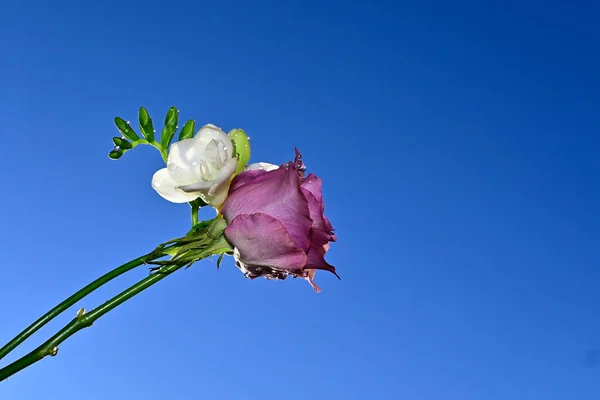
left=108, top=149, right=123, bottom=160
left=112, top=137, right=133, bottom=150
left=228, top=129, right=251, bottom=174
left=138, top=107, right=155, bottom=142
left=179, top=119, right=195, bottom=141
left=216, top=253, right=225, bottom=269
left=114, top=117, right=140, bottom=142
left=160, top=106, right=179, bottom=149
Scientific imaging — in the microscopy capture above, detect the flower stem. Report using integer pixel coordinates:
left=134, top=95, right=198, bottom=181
left=160, top=148, right=168, bottom=163
left=191, top=204, right=199, bottom=226
left=150, top=140, right=168, bottom=163
left=0, top=261, right=183, bottom=382
left=0, top=253, right=160, bottom=361
left=188, top=198, right=206, bottom=227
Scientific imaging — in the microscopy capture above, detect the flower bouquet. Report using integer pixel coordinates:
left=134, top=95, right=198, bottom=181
left=0, top=107, right=338, bottom=381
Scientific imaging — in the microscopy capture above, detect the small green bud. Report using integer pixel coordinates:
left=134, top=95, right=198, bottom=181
left=179, top=119, right=195, bottom=141
left=108, top=149, right=123, bottom=160
left=114, top=117, right=140, bottom=142
left=138, top=107, right=155, bottom=142
left=160, top=106, right=179, bottom=149
left=228, top=129, right=251, bottom=175
left=112, top=137, right=133, bottom=150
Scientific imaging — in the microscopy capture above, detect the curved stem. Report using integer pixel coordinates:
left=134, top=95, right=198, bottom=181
left=0, top=262, right=184, bottom=382
left=150, top=140, right=168, bottom=163
left=0, top=253, right=159, bottom=361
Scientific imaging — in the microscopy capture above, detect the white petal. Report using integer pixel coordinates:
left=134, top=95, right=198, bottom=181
left=167, top=139, right=203, bottom=183
left=211, top=157, right=239, bottom=191
left=153, top=124, right=239, bottom=207
left=177, top=158, right=237, bottom=206
left=201, top=161, right=220, bottom=181
left=194, top=124, right=233, bottom=159
left=179, top=180, right=214, bottom=192
left=217, top=141, right=228, bottom=164
left=204, top=139, right=222, bottom=165
left=246, top=162, right=279, bottom=172
left=207, top=157, right=239, bottom=208
left=151, top=168, right=200, bottom=203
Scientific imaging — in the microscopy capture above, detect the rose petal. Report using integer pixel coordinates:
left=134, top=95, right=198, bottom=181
left=227, top=163, right=279, bottom=192
left=226, top=162, right=280, bottom=192
left=301, top=187, right=336, bottom=247
left=324, top=215, right=335, bottom=235
left=305, top=245, right=337, bottom=275
left=224, top=213, right=307, bottom=271
left=305, top=269, right=322, bottom=293
left=152, top=168, right=200, bottom=203
left=300, top=173, right=323, bottom=203
left=229, top=169, right=270, bottom=192
left=222, top=167, right=312, bottom=251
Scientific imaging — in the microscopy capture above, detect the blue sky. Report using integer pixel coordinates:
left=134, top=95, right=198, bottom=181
left=1, top=0, right=599, bottom=399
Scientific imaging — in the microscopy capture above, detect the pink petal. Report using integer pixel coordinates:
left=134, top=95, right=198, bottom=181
left=305, top=245, right=337, bottom=276
left=301, top=187, right=337, bottom=247
left=222, top=167, right=312, bottom=252
left=229, top=169, right=270, bottom=192
left=300, top=173, right=323, bottom=203
left=224, top=213, right=307, bottom=271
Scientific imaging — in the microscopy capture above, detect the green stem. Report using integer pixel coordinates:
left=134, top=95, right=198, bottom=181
left=0, top=262, right=183, bottom=382
left=0, top=253, right=159, bottom=361
left=188, top=198, right=206, bottom=227
left=191, top=204, right=199, bottom=226
left=150, top=140, right=168, bottom=163
left=159, top=148, right=168, bottom=163
left=130, top=139, right=168, bottom=163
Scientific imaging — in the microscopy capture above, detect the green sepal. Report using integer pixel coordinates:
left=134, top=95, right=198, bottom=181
left=160, top=106, right=179, bottom=150
left=138, top=107, right=155, bottom=142
left=114, top=117, right=140, bottom=142
left=148, top=217, right=232, bottom=270
left=179, top=119, right=195, bottom=141
left=228, top=129, right=251, bottom=174
left=108, top=149, right=123, bottom=160
left=216, top=253, right=225, bottom=269
left=112, top=137, right=133, bottom=150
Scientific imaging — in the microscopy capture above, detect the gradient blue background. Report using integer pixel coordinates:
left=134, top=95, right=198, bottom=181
left=1, top=0, right=599, bottom=399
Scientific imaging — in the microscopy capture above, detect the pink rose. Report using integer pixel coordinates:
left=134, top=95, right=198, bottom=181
left=221, top=149, right=338, bottom=292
